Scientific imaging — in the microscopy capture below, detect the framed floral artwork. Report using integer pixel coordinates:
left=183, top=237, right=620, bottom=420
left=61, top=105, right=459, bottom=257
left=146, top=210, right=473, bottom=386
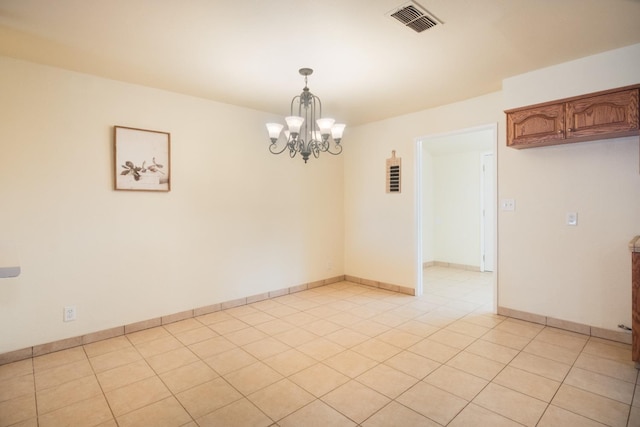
left=114, top=126, right=171, bottom=192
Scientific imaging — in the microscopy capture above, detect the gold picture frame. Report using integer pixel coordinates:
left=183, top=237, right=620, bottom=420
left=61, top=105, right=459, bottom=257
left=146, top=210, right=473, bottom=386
left=114, top=126, right=171, bottom=192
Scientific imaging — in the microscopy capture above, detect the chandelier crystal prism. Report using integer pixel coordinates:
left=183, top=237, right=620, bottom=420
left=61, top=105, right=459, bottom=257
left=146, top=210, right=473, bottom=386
left=266, top=68, right=345, bottom=163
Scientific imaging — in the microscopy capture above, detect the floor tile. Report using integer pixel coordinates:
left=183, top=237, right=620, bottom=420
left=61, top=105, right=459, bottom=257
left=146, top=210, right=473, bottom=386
left=176, top=377, right=242, bottom=419
left=235, top=311, right=277, bottom=327
left=289, top=363, right=349, bottom=397
left=224, top=326, right=268, bottom=346
left=208, top=318, right=251, bottom=335
left=322, top=380, right=390, bottom=424
left=324, top=350, right=377, bottom=378
left=408, top=339, right=460, bottom=363
left=8, top=268, right=640, bottom=427
left=36, top=375, right=102, bottom=415
left=248, top=378, right=315, bottom=421
left=188, top=336, right=236, bottom=359
left=279, top=399, right=356, bottom=427
left=0, top=373, right=34, bottom=402
left=89, top=347, right=143, bottom=373
left=274, top=328, right=319, bottom=347
left=163, top=318, right=203, bottom=335
left=159, top=360, right=219, bottom=394
left=325, top=328, right=370, bottom=348
left=508, top=351, right=571, bottom=382
left=33, top=347, right=87, bottom=373
left=304, top=319, right=344, bottom=336
left=254, top=319, right=297, bottom=335
left=361, top=401, right=439, bottom=427
left=224, top=362, right=283, bottom=395
left=116, top=396, right=192, bottom=427
left=242, top=337, right=291, bottom=360
left=582, top=339, right=632, bottom=362
left=196, top=398, right=272, bottom=427
left=0, top=394, right=36, bottom=427
left=534, top=328, right=588, bottom=352
left=262, top=348, right=316, bottom=377
left=394, top=320, right=440, bottom=338
left=145, top=346, right=199, bottom=374
left=37, top=395, right=113, bottom=427
left=445, top=320, right=491, bottom=338
left=126, top=327, right=171, bottom=345
left=494, top=319, right=544, bottom=339
left=396, top=381, right=468, bottom=425
left=472, top=383, right=547, bottom=427
left=573, top=352, right=638, bottom=383
left=356, top=363, right=420, bottom=398
left=553, top=383, right=631, bottom=427
left=195, top=310, right=233, bottom=325
left=428, top=329, right=476, bottom=350
left=96, top=359, right=155, bottom=392
left=83, top=336, right=132, bottom=358
left=446, top=351, right=505, bottom=381
left=464, top=339, right=519, bottom=364
left=348, top=320, right=391, bottom=337
left=376, top=329, right=423, bottom=349
left=172, top=326, right=218, bottom=346
left=203, top=347, right=257, bottom=375
left=424, top=364, right=488, bottom=401
left=105, top=375, right=171, bottom=417
left=351, top=338, right=401, bottom=362
left=492, top=365, right=560, bottom=402
left=537, top=404, right=608, bottom=427
left=134, top=335, right=184, bottom=358
left=523, top=339, right=581, bottom=365
left=383, top=350, right=441, bottom=379
left=297, top=337, right=345, bottom=361
left=448, top=402, right=524, bottom=427
left=564, top=366, right=634, bottom=404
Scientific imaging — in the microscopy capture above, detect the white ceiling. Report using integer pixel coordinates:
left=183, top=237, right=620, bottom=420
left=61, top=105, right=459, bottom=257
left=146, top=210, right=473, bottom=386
left=1, top=0, right=639, bottom=126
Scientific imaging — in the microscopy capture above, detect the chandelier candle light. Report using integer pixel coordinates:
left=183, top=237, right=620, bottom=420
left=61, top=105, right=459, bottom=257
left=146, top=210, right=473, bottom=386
left=266, top=68, right=345, bottom=163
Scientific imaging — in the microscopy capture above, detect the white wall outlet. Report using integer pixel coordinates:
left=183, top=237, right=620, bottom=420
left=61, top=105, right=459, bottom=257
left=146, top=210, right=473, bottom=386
left=63, top=306, right=77, bottom=322
left=501, top=199, right=516, bottom=211
left=566, top=212, right=578, bottom=226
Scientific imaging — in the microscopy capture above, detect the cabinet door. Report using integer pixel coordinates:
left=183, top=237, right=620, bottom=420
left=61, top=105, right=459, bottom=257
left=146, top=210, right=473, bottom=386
left=567, top=88, right=639, bottom=139
left=506, top=103, right=565, bottom=148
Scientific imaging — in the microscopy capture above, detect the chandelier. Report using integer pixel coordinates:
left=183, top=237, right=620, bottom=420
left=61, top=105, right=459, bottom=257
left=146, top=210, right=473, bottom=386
left=266, top=68, right=345, bottom=163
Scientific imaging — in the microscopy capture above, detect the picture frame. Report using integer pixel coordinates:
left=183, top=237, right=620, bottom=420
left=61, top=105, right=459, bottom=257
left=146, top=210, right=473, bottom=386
left=114, top=126, right=171, bottom=192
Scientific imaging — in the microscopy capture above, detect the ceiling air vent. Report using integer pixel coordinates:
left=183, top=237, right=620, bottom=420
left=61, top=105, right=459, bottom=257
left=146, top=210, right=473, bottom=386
left=387, top=1, right=442, bottom=33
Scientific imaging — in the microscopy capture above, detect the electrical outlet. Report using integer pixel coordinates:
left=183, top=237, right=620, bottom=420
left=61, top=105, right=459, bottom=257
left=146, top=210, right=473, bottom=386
left=63, top=306, right=77, bottom=322
left=326, top=259, right=334, bottom=271
left=501, top=199, right=515, bottom=211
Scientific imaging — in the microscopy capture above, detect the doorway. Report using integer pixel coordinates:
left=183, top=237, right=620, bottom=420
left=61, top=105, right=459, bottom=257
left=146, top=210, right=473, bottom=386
left=415, top=124, right=497, bottom=304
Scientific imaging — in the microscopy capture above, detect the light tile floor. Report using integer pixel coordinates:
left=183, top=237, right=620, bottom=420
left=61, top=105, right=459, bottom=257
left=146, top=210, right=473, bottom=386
left=1, top=266, right=639, bottom=426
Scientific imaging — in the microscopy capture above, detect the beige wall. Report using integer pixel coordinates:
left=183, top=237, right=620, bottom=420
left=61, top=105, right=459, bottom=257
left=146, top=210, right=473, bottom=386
left=499, top=44, right=640, bottom=329
left=345, top=43, right=640, bottom=331
left=344, top=92, right=504, bottom=289
left=3, top=43, right=639, bottom=354
left=0, top=56, right=344, bottom=353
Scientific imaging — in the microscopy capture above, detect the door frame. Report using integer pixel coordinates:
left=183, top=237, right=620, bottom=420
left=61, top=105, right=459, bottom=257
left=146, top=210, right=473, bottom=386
left=414, top=123, right=498, bottom=307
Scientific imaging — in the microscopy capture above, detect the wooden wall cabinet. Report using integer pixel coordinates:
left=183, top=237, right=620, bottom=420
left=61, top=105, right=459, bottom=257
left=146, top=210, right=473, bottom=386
left=506, top=85, right=640, bottom=149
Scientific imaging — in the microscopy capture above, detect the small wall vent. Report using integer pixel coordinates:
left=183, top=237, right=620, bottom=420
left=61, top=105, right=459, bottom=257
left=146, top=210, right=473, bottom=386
left=386, top=150, right=401, bottom=193
left=387, top=1, right=442, bottom=33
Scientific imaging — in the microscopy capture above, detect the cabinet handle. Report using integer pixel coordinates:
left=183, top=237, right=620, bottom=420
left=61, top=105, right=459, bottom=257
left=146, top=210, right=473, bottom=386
left=567, top=128, right=573, bottom=132
left=557, top=130, right=563, bottom=134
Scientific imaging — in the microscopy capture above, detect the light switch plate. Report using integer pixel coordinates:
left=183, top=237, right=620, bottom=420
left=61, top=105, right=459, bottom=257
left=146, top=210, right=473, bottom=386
left=501, top=199, right=515, bottom=211
left=566, top=212, right=578, bottom=226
